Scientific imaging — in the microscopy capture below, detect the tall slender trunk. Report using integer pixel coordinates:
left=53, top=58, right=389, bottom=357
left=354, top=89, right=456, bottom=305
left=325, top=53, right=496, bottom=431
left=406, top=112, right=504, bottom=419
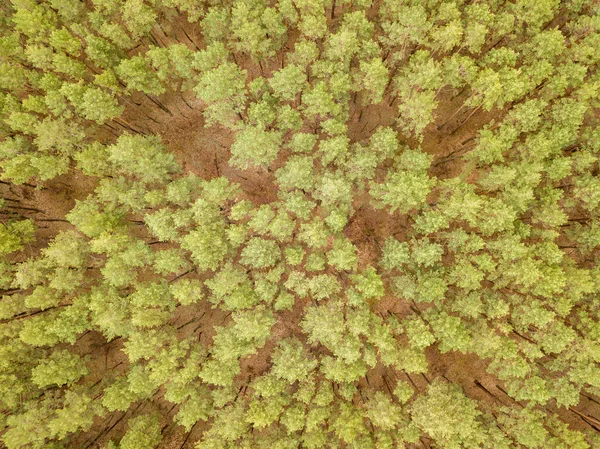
left=449, top=104, right=482, bottom=135
left=182, top=28, right=200, bottom=50
left=145, top=94, right=174, bottom=116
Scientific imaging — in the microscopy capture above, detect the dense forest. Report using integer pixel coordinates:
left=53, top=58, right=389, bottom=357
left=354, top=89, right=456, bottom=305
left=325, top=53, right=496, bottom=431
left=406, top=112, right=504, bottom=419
left=1, top=0, right=600, bottom=448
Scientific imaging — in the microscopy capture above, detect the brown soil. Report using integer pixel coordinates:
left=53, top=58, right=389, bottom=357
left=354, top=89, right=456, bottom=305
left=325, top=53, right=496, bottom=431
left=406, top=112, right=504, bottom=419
left=5, top=16, right=598, bottom=447
left=71, top=74, right=599, bottom=446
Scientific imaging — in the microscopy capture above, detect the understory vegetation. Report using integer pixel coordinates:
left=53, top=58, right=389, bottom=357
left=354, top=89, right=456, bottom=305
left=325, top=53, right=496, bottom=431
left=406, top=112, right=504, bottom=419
left=1, top=0, right=600, bottom=448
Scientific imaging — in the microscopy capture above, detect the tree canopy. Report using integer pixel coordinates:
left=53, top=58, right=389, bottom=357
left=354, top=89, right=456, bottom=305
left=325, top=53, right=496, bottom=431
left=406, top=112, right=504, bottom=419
left=0, top=0, right=600, bottom=448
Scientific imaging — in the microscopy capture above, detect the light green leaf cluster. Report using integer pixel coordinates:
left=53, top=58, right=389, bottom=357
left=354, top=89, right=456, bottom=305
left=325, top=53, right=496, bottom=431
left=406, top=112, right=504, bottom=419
left=1, top=2, right=599, bottom=449
left=31, top=350, right=89, bottom=388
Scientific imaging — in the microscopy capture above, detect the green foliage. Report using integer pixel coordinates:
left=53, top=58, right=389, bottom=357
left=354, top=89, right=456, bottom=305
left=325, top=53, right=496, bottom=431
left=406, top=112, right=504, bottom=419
left=117, top=56, right=165, bottom=95
left=370, top=160, right=435, bottom=213
left=359, top=58, right=389, bottom=104
left=231, top=125, right=283, bottom=169
left=411, top=380, right=485, bottom=448
left=230, top=0, right=286, bottom=61
left=171, top=278, right=204, bottom=305
left=31, top=350, right=88, bottom=388
left=0, top=219, right=35, bottom=256
left=48, top=388, right=101, bottom=440
left=62, top=83, right=123, bottom=124
left=366, top=391, right=402, bottom=430
left=270, top=64, right=307, bottom=101
left=308, top=274, right=342, bottom=300
left=275, top=156, right=315, bottom=191
left=120, top=413, right=162, bottom=449
left=351, top=267, right=385, bottom=300
left=393, top=381, right=414, bottom=403
left=195, top=61, right=247, bottom=127
left=298, top=219, right=329, bottom=249
left=108, top=134, right=180, bottom=184
left=67, top=199, right=124, bottom=237
left=102, top=377, right=143, bottom=412
left=240, top=237, right=281, bottom=269
left=175, top=386, right=213, bottom=431
left=327, top=237, right=358, bottom=271
left=181, top=202, right=229, bottom=271
left=269, top=210, right=296, bottom=242
left=273, top=339, right=317, bottom=382
left=380, top=237, right=409, bottom=271
left=0, top=2, right=598, bottom=449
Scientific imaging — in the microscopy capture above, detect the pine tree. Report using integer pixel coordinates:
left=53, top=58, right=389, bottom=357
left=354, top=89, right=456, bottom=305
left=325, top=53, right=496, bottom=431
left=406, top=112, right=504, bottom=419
left=0, top=1, right=599, bottom=448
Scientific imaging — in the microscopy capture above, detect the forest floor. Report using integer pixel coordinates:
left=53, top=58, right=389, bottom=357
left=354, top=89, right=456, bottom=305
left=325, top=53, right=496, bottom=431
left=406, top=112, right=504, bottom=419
left=124, top=86, right=600, bottom=445
left=4, top=20, right=599, bottom=444
left=5, top=80, right=598, bottom=447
